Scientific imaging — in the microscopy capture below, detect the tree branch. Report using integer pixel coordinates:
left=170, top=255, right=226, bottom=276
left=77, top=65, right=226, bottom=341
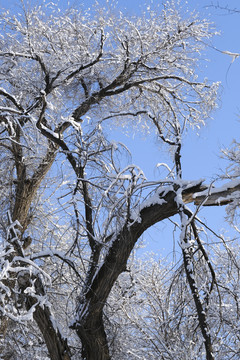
left=185, top=180, right=240, bottom=206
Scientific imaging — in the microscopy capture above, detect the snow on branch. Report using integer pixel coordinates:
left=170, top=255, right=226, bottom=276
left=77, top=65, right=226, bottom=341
left=192, top=179, right=240, bottom=206
left=0, top=212, right=51, bottom=323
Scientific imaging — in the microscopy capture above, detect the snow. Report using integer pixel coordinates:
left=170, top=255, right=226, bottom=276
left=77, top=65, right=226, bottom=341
left=40, top=124, right=61, bottom=139
left=0, top=3, right=239, bottom=358
left=50, top=314, right=62, bottom=335
left=216, top=192, right=240, bottom=205
left=30, top=249, right=74, bottom=261
left=141, top=191, right=167, bottom=210
left=180, top=239, right=195, bottom=250
left=221, top=50, right=240, bottom=63
left=66, top=116, right=82, bottom=130
left=129, top=179, right=205, bottom=224
left=129, top=187, right=168, bottom=223
left=193, top=178, right=240, bottom=198
left=156, top=162, right=174, bottom=175
left=108, top=173, right=132, bottom=180
left=0, top=106, right=22, bottom=115
left=13, top=256, right=51, bottom=284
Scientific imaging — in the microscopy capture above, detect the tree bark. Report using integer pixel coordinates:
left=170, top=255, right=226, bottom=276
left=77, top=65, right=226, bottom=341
left=183, top=180, right=240, bottom=206
left=3, top=140, right=72, bottom=359
left=182, top=248, right=215, bottom=360
left=73, top=180, right=238, bottom=359
left=32, top=304, right=71, bottom=360
left=77, top=311, right=110, bottom=360
left=73, top=187, right=180, bottom=360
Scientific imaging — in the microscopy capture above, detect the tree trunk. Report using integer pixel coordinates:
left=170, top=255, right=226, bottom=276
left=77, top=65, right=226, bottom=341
left=73, top=180, right=230, bottom=359
left=22, top=273, right=72, bottom=360
left=73, top=187, right=180, bottom=359
left=32, top=304, right=71, bottom=360
left=77, top=312, right=110, bottom=360
left=6, top=141, right=70, bottom=359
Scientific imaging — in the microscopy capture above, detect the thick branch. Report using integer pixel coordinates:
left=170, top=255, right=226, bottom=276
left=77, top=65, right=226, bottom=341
left=73, top=187, right=180, bottom=358
left=0, top=88, right=24, bottom=111
left=12, top=140, right=57, bottom=232
left=184, top=180, right=240, bottom=206
left=74, top=180, right=224, bottom=326
left=73, top=179, right=239, bottom=358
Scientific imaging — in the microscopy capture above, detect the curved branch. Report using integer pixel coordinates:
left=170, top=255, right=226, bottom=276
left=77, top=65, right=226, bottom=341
left=0, top=88, right=24, bottom=111
left=73, top=187, right=179, bottom=353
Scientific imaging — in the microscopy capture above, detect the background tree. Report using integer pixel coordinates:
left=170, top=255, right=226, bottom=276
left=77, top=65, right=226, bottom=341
left=106, top=244, right=240, bottom=360
left=0, top=1, right=239, bottom=360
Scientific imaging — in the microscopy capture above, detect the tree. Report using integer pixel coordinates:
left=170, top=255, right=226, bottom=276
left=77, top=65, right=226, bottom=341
left=0, top=1, right=239, bottom=359
left=106, top=245, right=240, bottom=360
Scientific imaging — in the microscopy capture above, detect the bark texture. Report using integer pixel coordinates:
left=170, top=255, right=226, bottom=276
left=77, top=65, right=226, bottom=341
left=73, top=180, right=237, bottom=360
left=74, top=187, right=181, bottom=360
left=2, top=140, right=72, bottom=359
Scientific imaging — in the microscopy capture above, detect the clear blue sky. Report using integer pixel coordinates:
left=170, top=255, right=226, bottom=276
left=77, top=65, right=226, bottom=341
left=1, top=0, right=240, bottom=257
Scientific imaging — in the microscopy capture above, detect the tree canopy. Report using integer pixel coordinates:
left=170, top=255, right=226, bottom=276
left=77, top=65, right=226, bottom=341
left=0, top=1, right=240, bottom=360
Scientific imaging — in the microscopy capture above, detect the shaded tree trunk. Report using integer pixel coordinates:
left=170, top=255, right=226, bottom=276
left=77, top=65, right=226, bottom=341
left=77, top=312, right=110, bottom=360
left=3, top=140, right=72, bottom=359
left=73, top=187, right=180, bottom=360
left=32, top=303, right=71, bottom=360
left=73, top=180, right=238, bottom=359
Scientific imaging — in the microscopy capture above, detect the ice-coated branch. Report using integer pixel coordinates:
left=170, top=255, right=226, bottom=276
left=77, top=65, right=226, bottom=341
left=0, top=88, right=23, bottom=111
left=65, top=29, right=105, bottom=83
left=0, top=212, right=72, bottom=360
left=192, top=179, right=240, bottom=206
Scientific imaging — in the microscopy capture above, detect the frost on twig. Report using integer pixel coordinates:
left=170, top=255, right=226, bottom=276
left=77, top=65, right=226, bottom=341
left=0, top=212, right=50, bottom=323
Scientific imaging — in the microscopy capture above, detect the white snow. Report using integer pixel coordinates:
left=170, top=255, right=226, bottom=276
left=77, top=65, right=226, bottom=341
left=40, top=124, right=61, bottom=139
left=193, top=178, right=240, bottom=198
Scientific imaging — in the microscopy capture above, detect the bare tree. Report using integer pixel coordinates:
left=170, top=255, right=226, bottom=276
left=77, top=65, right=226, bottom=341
left=0, top=2, right=239, bottom=360
left=107, top=242, right=240, bottom=360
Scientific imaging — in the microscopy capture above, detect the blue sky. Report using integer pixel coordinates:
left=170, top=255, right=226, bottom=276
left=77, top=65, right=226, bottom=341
left=1, top=0, right=240, bottom=257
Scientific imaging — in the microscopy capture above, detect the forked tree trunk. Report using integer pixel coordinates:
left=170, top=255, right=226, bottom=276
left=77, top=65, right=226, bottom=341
left=73, top=187, right=181, bottom=359
left=73, top=180, right=238, bottom=359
